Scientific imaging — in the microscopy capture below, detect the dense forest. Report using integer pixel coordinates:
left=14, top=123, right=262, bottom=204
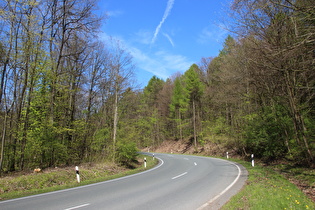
left=0, top=0, right=314, bottom=172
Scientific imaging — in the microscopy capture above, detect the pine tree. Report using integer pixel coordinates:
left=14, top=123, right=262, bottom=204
left=170, top=77, right=189, bottom=140
left=184, top=64, right=205, bottom=148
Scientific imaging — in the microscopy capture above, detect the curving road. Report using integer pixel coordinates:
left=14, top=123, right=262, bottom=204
left=0, top=153, right=247, bottom=210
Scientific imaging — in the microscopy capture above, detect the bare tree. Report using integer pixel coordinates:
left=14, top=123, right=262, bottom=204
left=107, top=39, right=135, bottom=161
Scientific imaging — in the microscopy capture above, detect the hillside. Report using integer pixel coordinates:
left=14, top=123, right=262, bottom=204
left=152, top=139, right=238, bottom=159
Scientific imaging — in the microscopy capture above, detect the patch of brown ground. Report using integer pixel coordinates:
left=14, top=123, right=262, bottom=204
left=274, top=167, right=315, bottom=203
left=290, top=178, right=315, bottom=202
left=152, top=139, right=237, bottom=158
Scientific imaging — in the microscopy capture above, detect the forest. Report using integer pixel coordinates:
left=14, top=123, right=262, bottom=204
left=0, top=0, right=314, bottom=173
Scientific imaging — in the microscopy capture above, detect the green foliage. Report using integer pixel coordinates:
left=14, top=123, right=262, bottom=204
left=116, top=141, right=138, bottom=166
left=143, top=76, right=165, bottom=106
left=200, top=119, right=233, bottom=148
left=134, top=116, right=154, bottom=147
left=219, top=35, right=236, bottom=56
left=92, top=128, right=111, bottom=154
left=212, top=117, right=230, bottom=135
left=183, top=64, right=205, bottom=102
left=243, top=105, right=292, bottom=161
left=169, top=77, right=189, bottom=117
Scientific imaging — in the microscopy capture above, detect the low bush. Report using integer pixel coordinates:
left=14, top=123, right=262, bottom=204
left=116, top=141, right=139, bottom=167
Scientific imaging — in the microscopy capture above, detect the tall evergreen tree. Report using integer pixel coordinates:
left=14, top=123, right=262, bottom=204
left=170, top=77, right=188, bottom=140
left=184, top=64, right=205, bottom=148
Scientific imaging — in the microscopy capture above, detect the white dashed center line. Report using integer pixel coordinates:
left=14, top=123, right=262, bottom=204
left=64, top=203, right=90, bottom=210
left=172, top=172, right=188, bottom=180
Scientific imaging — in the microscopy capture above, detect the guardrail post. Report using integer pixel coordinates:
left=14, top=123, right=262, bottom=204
left=75, top=166, right=80, bottom=183
left=251, top=154, right=254, bottom=167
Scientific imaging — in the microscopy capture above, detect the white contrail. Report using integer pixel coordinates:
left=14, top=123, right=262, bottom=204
left=151, top=0, right=175, bottom=44
left=163, top=33, right=175, bottom=47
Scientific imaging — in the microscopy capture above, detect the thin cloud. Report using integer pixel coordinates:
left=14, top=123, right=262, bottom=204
left=129, top=47, right=168, bottom=79
left=198, top=24, right=228, bottom=45
left=134, top=30, right=152, bottom=45
left=155, top=51, right=191, bottom=71
left=98, top=32, right=191, bottom=82
left=129, top=47, right=192, bottom=80
left=163, top=33, right=175, bottom=47
left=106, top=10, right=124, bottom=18
left=151, top=0, right=175, bottom=45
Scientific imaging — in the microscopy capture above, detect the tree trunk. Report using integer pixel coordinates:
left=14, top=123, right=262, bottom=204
left=193, top=100, right=197, bottom=149
left=112, top=77, right=119, bottom=161
left=0, top=112, right=7, bottom=173
left=284, top=70, right=314, bottom=163
left=179, top=110, right=183, bottom=141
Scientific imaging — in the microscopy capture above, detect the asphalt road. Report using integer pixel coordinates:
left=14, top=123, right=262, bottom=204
left=0, top=153, right=247, bottom=210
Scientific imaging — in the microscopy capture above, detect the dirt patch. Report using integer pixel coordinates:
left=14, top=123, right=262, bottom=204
left=153, top=139, right=192, bottom=154
left=275, top=167, right=315, bottom=203
left=152, top=139, right=236, bottom=158
left=290, top=179, right=315, bottom=202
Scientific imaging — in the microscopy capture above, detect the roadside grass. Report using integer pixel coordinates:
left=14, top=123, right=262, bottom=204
left=0, top=154, right=158, bottom=201
left=222, top=159, right=315, bottom=210
left=271, top=163, right=315, bottom=201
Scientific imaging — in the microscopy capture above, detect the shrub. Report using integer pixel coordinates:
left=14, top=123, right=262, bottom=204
left=116, top=141, right=139, bottom=167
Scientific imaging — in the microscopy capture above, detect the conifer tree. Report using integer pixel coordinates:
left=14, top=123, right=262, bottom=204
left=170, top=77, right=188, bottom=140
left=184, top=64, right=205, bottom=148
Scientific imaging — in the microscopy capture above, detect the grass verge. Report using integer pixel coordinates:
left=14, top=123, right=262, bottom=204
left=0, top=154, right=158, bottom=201
left=221, top=159, right=315, bottom=210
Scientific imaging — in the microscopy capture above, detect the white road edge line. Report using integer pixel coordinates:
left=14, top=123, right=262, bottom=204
left=64, top=203, right=90, bottom=210
left=197, top=161, right=242, bottom=210
left=172, top=172, right=188, bottom=180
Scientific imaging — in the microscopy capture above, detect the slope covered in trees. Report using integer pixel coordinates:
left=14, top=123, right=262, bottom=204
left=0, top=0, right=314, bottom=173
left=139, top=0, right=314, bottom=166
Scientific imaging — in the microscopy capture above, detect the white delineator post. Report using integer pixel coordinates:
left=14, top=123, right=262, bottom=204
left=251, top=154, right=254, bottom=167
left=153, top=154, right=155, bottom=160
left=144, top=157, right=147, bottom=168
left=76, top=166, right=80, bottom=183
left=226, top=152, right=229, bottom=159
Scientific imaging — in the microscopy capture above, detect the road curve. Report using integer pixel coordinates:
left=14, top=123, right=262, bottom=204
left=0, top=153, right=247, bottom=210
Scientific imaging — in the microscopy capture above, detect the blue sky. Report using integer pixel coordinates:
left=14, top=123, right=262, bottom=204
left=98, top=0, right=231, bottom=88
